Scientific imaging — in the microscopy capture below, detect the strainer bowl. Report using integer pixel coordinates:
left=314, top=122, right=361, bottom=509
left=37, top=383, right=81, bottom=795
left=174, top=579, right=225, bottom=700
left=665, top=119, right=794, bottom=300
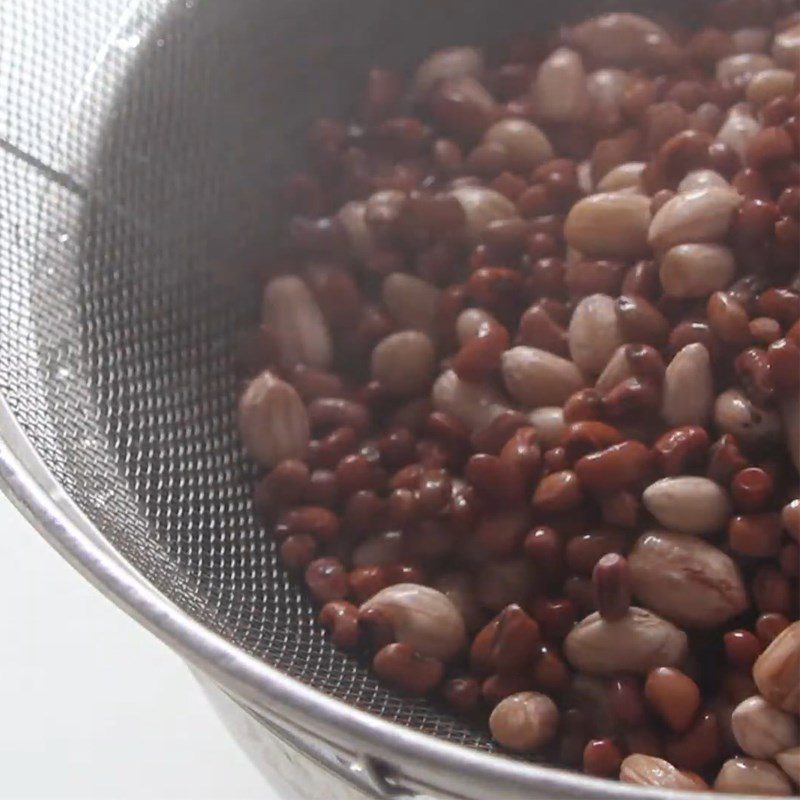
left=0, top=1, right=759, bottom=798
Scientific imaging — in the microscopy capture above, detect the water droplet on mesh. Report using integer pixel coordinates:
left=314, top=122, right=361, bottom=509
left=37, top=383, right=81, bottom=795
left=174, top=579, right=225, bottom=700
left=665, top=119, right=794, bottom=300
left=114, top=33, right=142, bottom=51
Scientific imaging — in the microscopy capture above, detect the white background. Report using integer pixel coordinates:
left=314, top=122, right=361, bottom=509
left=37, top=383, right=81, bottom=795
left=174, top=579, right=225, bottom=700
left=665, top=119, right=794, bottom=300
left=0, top=492, right=278, bottom=800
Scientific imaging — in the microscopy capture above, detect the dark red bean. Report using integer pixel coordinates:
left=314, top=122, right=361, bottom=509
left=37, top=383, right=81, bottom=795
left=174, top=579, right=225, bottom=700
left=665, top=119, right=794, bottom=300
left=746, top=126, right=795, bottom=170
left=723, top=629, right=762, bottom=671
left=516, top=304, right=569, bottom=356
left=757, top=288, right=800, bottom=328
left=756, top=612, right=790, bottom=644
left=664, top=711, right=721, bottom=771
left=532, top=597, right=576, bottom=641
left=430, top=77, right=496, bottom=142
left=320, top=600, right=361, bottom=649
left=615, top=295, right=670, bottom=347
left=530, top=643, right=570, bottom=694
left=592, top=553, right=631, bottom=621
left=575, top=441, right=653, bottom=494
left=481, top=672, right=536, bottom=707
left=560, top=421, right=624, bottom=463
left=583, top=739, right=623, bottom=778
left=609, top=676, right=647, bottom=728
left=567, top=531, right=630, bottom=576
left=735, top=347, right=774, bottom=405
left=708, top=434, right=749, bottom=484
left=531, top=470, right=584, bottom=513
left=655, top=129, right=713, bottom=187
left=373, top=642, right=444, bottom=694
left=335, top=454, right=383, bottom=496
left=707, top=292, right=751, bottom=348
left=601, top=491, right=641, bottom=529
left=280, top=534, right=318, bottom=571
left=565, top=259, right=625, bottom=299
left=767, top=338, right=800, bottom=396
left=753, top=566, right=793, bottom=614
left=490, top=604, right=541, bottom=673
left=306, top=469, right=339, bottom=508
left=563, top=389, right=605, bottom=423
left=622, top=259, right=661, bottom=301
left=442, top=677, right=482, bottom=714
left=348, top=565, right=389, bottom=603
left=453, top=319, right=510, bottom=383
left=305, top=557, right=348, bottom=603
left=653, top=426, right=710, bottom=476
left=728, top=513, right=783, bottom=557
left=731, top=467, right=774, bottom=512
left=523, top=526, right=564, bottom=578
left=277, top=506, right=340, bottom=542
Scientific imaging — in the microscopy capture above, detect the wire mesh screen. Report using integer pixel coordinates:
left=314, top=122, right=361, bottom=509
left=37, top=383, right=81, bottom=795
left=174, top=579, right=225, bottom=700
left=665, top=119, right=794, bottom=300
left=0, top=0, right=707, bottom=754
left=1, top=0, right=549, bottom=749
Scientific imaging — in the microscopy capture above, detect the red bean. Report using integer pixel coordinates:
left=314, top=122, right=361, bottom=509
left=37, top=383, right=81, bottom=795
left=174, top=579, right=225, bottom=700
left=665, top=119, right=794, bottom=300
left=575, top=440, right=653, bottom=494
left=320, top=601, right=361, bottom=649
left=531, top=470, right=584, bottom=512
left=592, top=553, right=631, bottom=621
left=373, top=642, right=444, bottom=694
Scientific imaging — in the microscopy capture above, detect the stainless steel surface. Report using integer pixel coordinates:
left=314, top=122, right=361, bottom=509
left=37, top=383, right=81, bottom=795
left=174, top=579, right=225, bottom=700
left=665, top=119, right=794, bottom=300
left=0, top=2, right=752, bottom=798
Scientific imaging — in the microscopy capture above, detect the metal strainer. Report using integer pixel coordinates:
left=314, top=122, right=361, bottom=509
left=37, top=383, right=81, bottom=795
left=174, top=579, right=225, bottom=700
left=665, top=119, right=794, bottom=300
left=0, top=1, right=728, bottom=798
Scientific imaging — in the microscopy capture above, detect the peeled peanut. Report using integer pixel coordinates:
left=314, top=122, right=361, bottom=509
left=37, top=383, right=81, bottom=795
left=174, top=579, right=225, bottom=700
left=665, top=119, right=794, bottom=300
left=621, top=754, right=706, bottom=791
left=567, top=13, right=678, bottom=68
left=659, top=244, right=736, bottom=298
left=433, top=370, right=510, bottom=432
left=678, top=169, right=730, bottom=193
left=731, top=695, right=799, bottom=759
left=643, top=477, right=731, bottom=535
left=716, top=53, right=776, bottom=83
left=263, top=275, right=333, bottom=369
left=382, top=273, right=441, bottom=334
left=628, top=531, right=748, bottom=628
left=527, top=407, right=566, bottom=448
left=414, top=46, right=484, bottom=99
left=489, top=692, right=560, bottom=753
left=772, top=23, right=800, bottom=69
left=714, top=757, right=794, bottom=796
left=597, top=162, right=646, bottom=192
left=565, top=192, right=651, bottom=258
left=595, top=345, right=632, bottom=393
left=371, top=331, right=436, bottom=396
left=648, top=187, right=743, bottom=250
left=586, top=68, right=632, bottom=111
left=715, top=388, right=782, bottom=449
left=564, top=607, right=688, bottom=676
left=238, top=371, right=310, bottom=467
left=716, top=107, right=762, bottom=159
left=483, top=119, right=554, bottom=172
left=662, top=344, right=714, bottom=427
left=747, top=69, right=797, bottom=107
left=532, top=47, right=590, bottom=123
left=753, top=621, right=800, bottom=715
left=338, top=201, right=377, bottom=261
left=568, top=294, right=624, bottom=376
left=449, top=186, right=519, bottom=243
left=776, top=747, right=800, bottom=785
left=501, top=347, right=585, bottom=407
left=360, top=583, right=466, bottom=661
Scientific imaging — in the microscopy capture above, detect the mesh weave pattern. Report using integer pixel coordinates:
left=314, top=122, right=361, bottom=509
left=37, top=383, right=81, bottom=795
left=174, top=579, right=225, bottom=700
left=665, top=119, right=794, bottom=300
left=0, top=0, right=704, bottom=752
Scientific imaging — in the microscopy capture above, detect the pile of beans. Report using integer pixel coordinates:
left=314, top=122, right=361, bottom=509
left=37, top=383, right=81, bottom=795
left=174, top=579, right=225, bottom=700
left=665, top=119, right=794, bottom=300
left=236, top=1, right=800, bottom=793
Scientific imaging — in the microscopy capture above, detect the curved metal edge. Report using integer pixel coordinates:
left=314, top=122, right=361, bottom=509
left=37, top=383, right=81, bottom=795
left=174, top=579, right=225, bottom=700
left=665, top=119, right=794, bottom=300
left=0, top=393, right=745, bottom=800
